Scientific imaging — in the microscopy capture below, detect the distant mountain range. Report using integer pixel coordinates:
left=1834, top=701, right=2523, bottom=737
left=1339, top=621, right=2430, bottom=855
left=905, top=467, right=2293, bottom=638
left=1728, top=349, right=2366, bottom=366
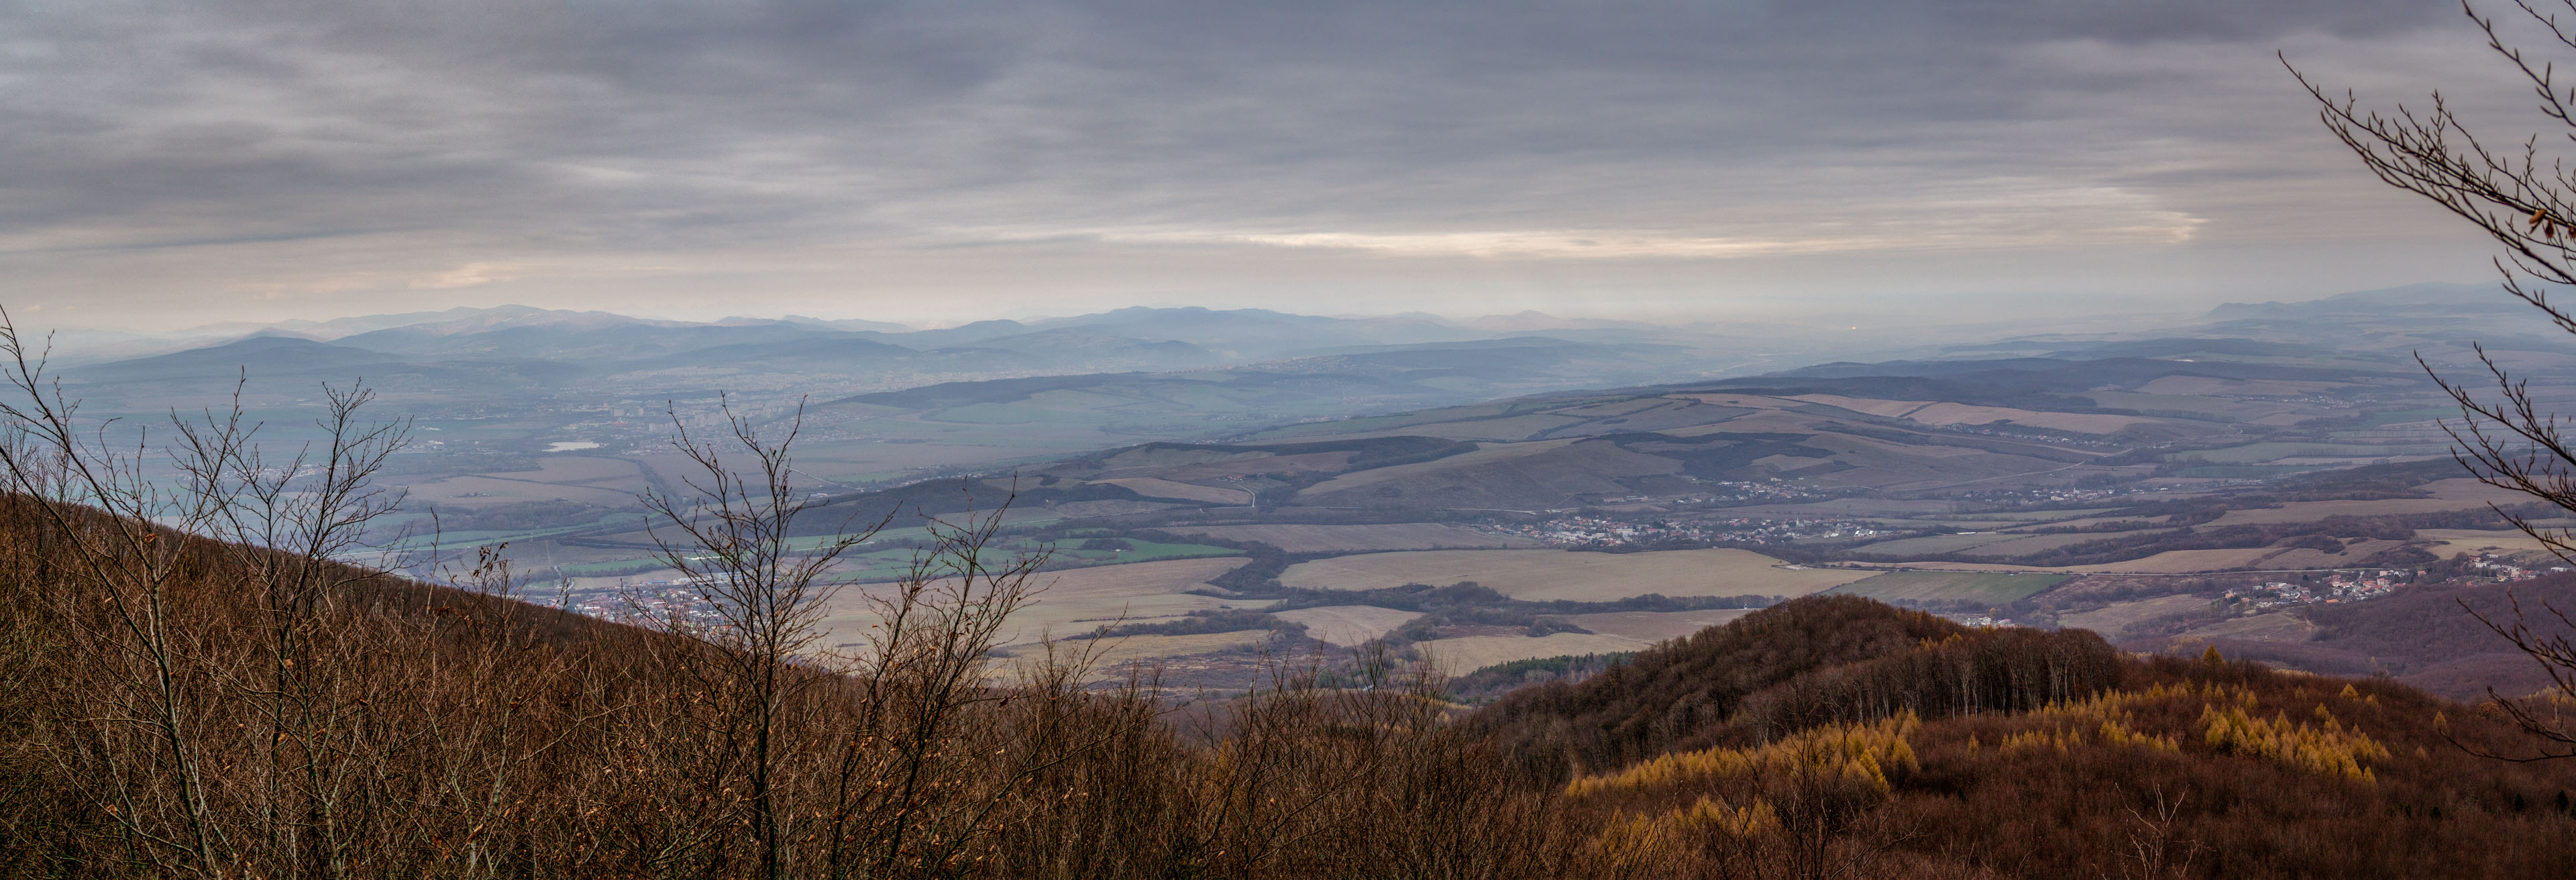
left=2203, top=281, right=2530, bottom=321
left=47, top=305, right=1796, bottom=451
left=47, top=280, right=2567, bottom=447
left=78, top=304, right=1699, bottom=372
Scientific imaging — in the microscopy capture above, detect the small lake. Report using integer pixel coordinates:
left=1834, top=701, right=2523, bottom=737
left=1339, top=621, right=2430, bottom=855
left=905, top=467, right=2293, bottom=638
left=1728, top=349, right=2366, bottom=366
left=544, top=441, right=602, bottom=452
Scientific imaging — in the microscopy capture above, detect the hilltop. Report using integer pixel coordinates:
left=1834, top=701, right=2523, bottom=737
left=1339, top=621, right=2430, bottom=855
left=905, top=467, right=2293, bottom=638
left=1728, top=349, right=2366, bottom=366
left=1470, top=596, right=2576, bottom=877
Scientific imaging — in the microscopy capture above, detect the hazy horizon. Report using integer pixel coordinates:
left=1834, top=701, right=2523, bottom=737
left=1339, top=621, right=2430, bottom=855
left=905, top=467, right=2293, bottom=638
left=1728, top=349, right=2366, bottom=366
left=25, top=281, right=2449, bottom=341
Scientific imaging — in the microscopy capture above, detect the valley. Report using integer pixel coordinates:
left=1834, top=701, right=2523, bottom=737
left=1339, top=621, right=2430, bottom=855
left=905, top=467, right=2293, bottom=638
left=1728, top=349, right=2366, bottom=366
left=37, top=282, right=2576, bottom=697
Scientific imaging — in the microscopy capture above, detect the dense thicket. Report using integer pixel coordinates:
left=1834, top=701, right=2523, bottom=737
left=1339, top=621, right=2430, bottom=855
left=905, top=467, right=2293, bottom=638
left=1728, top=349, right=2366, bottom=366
left=0, top=494, right=1582, bottom=879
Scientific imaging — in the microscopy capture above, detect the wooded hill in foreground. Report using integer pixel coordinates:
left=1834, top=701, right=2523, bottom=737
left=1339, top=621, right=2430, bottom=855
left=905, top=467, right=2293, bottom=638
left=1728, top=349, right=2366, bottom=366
left=3, top=496, right=2575, bottom=879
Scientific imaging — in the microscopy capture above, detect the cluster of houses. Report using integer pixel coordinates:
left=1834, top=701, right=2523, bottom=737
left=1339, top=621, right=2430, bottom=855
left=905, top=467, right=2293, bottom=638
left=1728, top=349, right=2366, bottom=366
left=564, top=580, right=727, bottom=626
left=2465, top=551, right=2573, bottom=582
left=1489, top=514, right=1889, bottom=549
left=2224, top=570, right=2412, bottom=610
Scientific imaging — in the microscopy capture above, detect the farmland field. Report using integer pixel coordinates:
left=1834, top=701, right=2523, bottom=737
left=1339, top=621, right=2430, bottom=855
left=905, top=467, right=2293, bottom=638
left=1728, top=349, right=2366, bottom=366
left=1271, top=605, right=1421, bottom=647
left=1960, top=532, right=2129, bottom=557
left=1000, top=632, right=1274, bottom=679
left=826, top=537, right=1240, bottom=583
left=2058, top=594, right=2214, bottom=641
left=1415, top=632, right=1654, bottom=674
left=1564, top=608, right=1754, bottom=643
left=2418, top=529, right=2562, bottom=555
left=1826, top=571, right=2069, bottom=604
left=2255, top=539, right=2406, bottom=570
left=2068, top=548, right=2282, bottom=573
left=1277, top=548, right=1869, bottom=601
left=818, top=557, right=1254, bottom=650
left=1169, top=522, right=1539, bottom=553
left=2168, top=612, right=2319, bottom=645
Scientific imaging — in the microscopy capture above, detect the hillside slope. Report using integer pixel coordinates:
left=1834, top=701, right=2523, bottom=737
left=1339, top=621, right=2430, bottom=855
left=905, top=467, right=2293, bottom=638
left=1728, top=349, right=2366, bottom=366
left=1470, top=597, right=2576, bottom=878
left=7, top=490, right=2575, bottom=878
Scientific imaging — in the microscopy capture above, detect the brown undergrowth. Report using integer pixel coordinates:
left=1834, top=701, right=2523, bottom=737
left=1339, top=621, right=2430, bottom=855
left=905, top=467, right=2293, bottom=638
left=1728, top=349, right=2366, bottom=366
left=8, top=511, right=2576, bottom=879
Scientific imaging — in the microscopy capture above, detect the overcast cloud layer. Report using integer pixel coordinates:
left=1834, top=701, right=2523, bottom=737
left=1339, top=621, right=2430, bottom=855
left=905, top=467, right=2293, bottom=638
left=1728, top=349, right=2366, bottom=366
left=0, top=0, right=2546, bottom=329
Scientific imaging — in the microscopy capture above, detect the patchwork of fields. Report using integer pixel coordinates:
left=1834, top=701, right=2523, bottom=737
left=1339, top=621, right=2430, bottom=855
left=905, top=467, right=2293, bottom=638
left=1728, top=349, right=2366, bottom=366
left=817, top=557, right=1256, bottom=651
left=1271, top=605, right=1423, bottom=647
left=1277, top=548, right=1869, bottom=600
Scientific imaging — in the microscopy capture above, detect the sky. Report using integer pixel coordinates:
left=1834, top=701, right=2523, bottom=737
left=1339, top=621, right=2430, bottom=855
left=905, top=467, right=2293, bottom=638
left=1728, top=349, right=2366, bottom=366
left=0, top=0, right=2552, bottom=330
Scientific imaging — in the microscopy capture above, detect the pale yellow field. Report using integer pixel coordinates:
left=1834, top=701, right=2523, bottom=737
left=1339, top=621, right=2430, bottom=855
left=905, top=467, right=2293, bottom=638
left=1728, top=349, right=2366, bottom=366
left=1565, top=608, right=1754, bottom=643
left=997, top=631, right=1273, bottom=673
left=1864, top=561, right=2064, bottom=573
left=1415, top=632, right=1653, bottom=674
left=1277, top=548, right=1870, bottom=601
left=2420, top=529, right=2564, bottom=555
left=817, top=557, right=1253, bottom=650
left=1091, top=477, right=1252, bottom=506
left=1173, top=523, right=1540, bottom=553
left=1271, top=605, right=1422, bottom=647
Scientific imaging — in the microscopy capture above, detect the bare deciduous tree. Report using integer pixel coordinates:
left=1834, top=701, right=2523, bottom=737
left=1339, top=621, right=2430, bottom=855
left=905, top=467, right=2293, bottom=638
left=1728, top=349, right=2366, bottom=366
left=636, top=396, right=884, bottom=879
left=2295, top=0, right=2576, bottom=757
left=0, top=312, right=239, bottom=875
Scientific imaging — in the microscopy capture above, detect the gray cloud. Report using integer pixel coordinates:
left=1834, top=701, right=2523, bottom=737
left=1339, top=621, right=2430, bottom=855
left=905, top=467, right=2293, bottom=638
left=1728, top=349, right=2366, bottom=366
left=0, top=0, right=2532, bottom=327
